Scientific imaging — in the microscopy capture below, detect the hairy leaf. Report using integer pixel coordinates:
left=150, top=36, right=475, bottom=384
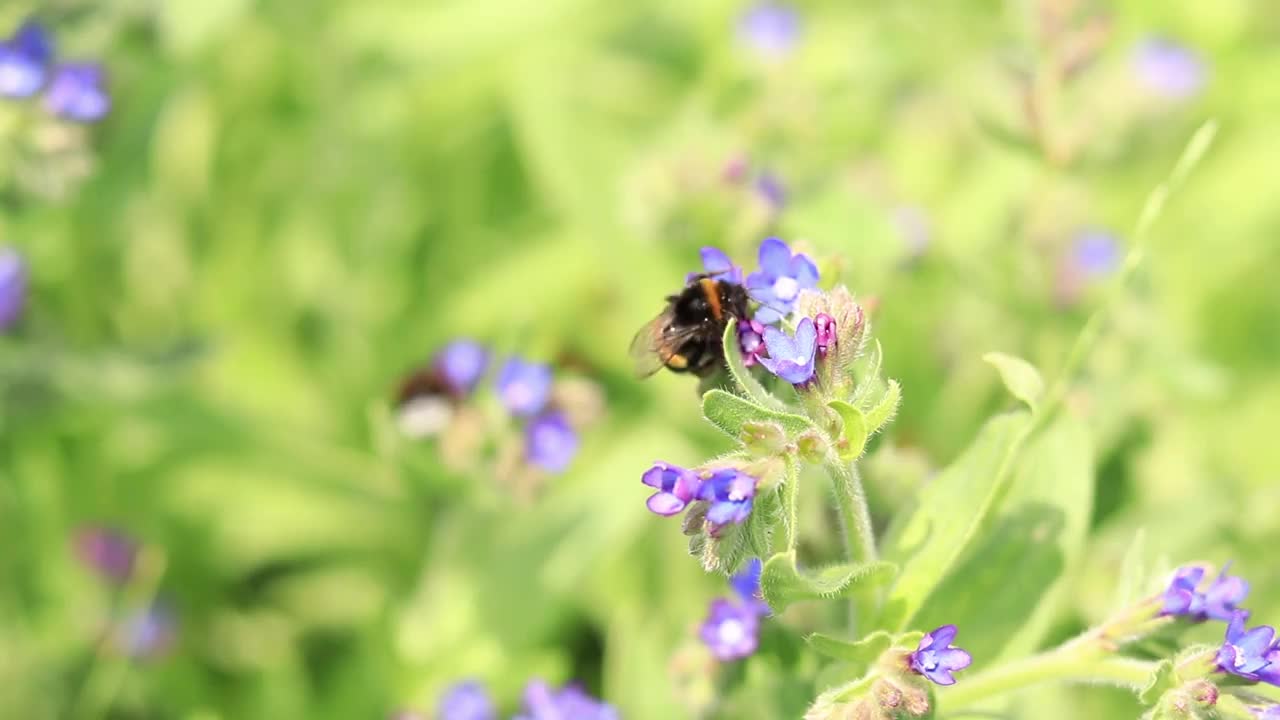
left=761, top=551, right=897, bottom=614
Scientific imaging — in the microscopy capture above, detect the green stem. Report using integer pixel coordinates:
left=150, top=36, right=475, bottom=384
left=782, top=455, right=801, bottom=553
left=940, top=649, right=1156, bottom=710
left=826, top=460, right=876, bottom=564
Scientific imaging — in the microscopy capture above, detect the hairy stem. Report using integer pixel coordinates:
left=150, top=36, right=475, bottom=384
left=940, top=649, right=1156, bottom=710
left=826, top=460, right=876, bottom=564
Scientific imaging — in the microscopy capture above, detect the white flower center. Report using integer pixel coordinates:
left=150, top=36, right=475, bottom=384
left=772, top=276, right=799, bottom=301
left=505, top=382, right=533, bottom=408
left=1232, top=645, right=1249, bottom=669
left=718, top=619, right=745, bottom=646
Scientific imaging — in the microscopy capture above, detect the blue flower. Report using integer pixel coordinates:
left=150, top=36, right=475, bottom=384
left=526, top=412, right=578, bottom=474
left=745, top=237, right=818, bottom=323
left=758, top=316, right=817, bottom=385
left=641, top=461, right=700, bottom=516
left=1133, top=37, right=1206, bottom=101
left=1072, top=229, right=1120, bottom=278
left=496, top=357, right=553, bottom=417
left=434, top=340, right=489, bottom=395
left=695, top=468, right=757, bottom=530
left=693, top=246, right=744, bottom=284
left=738, top=3, right=800, bottom=59
left=1204, top=564, right=1251, bottom=623
left=44, top=63, right=110, bottom=123
left=0, top=248, right=26, bottom=331
left=700, top=598, right=761, bottom=661
left=754, top=171, right=785, bottom=211
left=909, top=625, right=973, bottom=686
left=730, top=557, right=770, bottom=617
left=436, top=680, right=496, bottom=720
left=117, top=602, right=176, bottom=659
left=1162, top=566, right=1208, bottom=617
left=0, top=21, right=52, bottom=98
left=515, top=680, right=618, bottom=720
left=1217, top=611, right=1275, bottom=682
left=74, top=526, right=137, bottom=585
left=1162, top=564, right=1250, bottom=623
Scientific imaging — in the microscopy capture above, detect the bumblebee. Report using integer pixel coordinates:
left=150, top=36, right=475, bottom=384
left=630, top=275, right=751, bottom=378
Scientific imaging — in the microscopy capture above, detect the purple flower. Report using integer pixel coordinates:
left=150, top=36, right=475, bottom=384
left=74, top=526, right=137, bottom=584
left=1204, top=564, right=1251, bottom=623
left=813, top=313, right=836, bottom=357
left=436, top=680, right=496, bottom=720
left=730, top=557, right=770, bottom=617
left=1162, top=564, right=1250, bottom=622
left=434, top=340, right=489, bottom=395
left=515, top=680, right=618, bottom=720
left=496, top=357, right=553, bottom=417
left=694, top=246, right=744, bottom=285
left=1133, top=37, right=1206, bottom=101
left=1250, top=705, right=1280, bottom=719
left=1072, top=229, right=1120, bottom=278
left=0, top=21, right=52, bottom=98
left=909, top=625, right=973, bottom=686
left=1163, top=566, right=1208, bottom=617
left=738, top=3, right=800, bottom=59
left=745, top=237, right=818, bottom=323
left=700, top=598, right=761, bottom=661
left=695, top=468, right=757, bottom=530
left=738, top=318, right=766, bottom=366
left=44, top=63, right=110, bottom=123
left=117, top=602, right=176, bottom=659
left=641, top=461, right=700, bottom=516
left=758, top=317, right=817, bottom=385
left=1216, top=611, right=1275, bottom=682
left=0, top=248, right=26, bottom=331
left=526, top=412, right=578, bottom=474
left=754, top=172, right=785, bottom=211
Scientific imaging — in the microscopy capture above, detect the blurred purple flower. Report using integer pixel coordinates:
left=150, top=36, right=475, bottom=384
left=700, top=598, right=761, bottom=661
left=1133, top=37, right=1206, bottom=100
left=642, top=461, right=700, bottom=516
left=44, top=63, right=110, bottom=123
left=0, top=21, right=52, bottom=98
left=434, top=340, right=489, bottom=396
left=496, top=357, right=553, bottom=417
left=737, top=318, right=766, bottom=366
left=1217, top=611, right=1274, bottom=683
left=738, top=3, right=801, bottom=59
left=730, top=557, right=770, bottom=617
left=746, top=237, right=818, bottom=323
left=0, top=248, right=26, bottom=331
left=1162, top=564, right=1250, bottom=623
left=754, top=172, right=785, bottom=211
left=909, top=625, right=973, bottom=686
left=1162, top=566, right=1208, bottom=617
left=1250, top=705, right=1280, bottom=719
left=758, top=316, right=817, bottom=385
left=695, top=468, right=757, bottom=531
left=436, top=680, right=496, bottom=720
left=691, top=246, right=744, bottom=285
left=525, top=411, right=578, bottom=474
left=1204, top=564, right=1251, bottom=623
left=515, top=680, right=618, bottom=720
left=1072, top=229, right=1120, bottom=278
left=118, top=602, right=176, bottom=659
left=74, top=526, right=137, bottom=584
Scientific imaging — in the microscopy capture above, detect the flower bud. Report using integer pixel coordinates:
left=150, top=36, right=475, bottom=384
left=796, top=430, right=830, bottom=464
left=741, top=420, right=788, bottom=456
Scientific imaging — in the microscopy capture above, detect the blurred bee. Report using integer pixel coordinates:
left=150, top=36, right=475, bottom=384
left=630, top=275, right=750, bottom=378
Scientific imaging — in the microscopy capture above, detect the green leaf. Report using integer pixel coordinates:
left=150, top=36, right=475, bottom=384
left=828, top=400, right=869, bottom=460
left=696, top=521, right=749, bottom=574
left=850, top=339, right=883, bottom=405
left=880, top=410, right=1032, bottom=630
left=702, top=389, right=816, bottom=442
left=760, top=551, right=897, bottom=614
left=911, top=413, right=1094, bottom=663
left=722, top=319, right=788, bottom=411
left=983, top=352, right=1045, bottom=410
left=1114, top=529, right=1149, bottom=611
left=806, top=630, right=893, bottom=665
left=863, top=378, right=901, bottom=433
left=1139, top=660, right=1177, bottom=705
left=745, top=487, right=780, bottom=561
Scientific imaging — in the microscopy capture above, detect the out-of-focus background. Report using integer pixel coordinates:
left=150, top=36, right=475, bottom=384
left=1, top=0, right=1277, bottom=718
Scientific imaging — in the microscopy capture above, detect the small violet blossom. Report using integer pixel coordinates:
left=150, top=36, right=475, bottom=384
left=436, top=680, right=496, bottom=720
left=44, top=63, right=110, bottom=123
left=525, top=412, right=578, bottom=474
left=696, top=468, right=757, bottom=530
left=496, top=357, right=553, bottom=417
left=74, top=526, right=137, bottom=584
left=0, top=21, right=52, bottom=99
left=641, top=462, right=700, bottom=516
left=1216, top=611, right=1275, bottom=683
left=908, top=625, right=973, bottom=686
left=813, top=313, right=836, bottom=358
left=1162, top=564, right=1250, bottom=623
left=434, top=340, right=489, bottom=396
left=758, top=316, right=817, bottom=385
left=738, top=3, right=801, bottom=59
left=730, top=557, right=770, bottom=617
left=737, top=318, right=766, bottom=367
left=515, top=680, right=618, bottom=720
left=700, top=598, right=761, bottom=661
left=1133, top=37, right=1206, bottom=101
left=0, top=248, right=27, bottom=331
left=692, top=246, right=744, bottom=285
left=746, top=237, right=818, bottom=324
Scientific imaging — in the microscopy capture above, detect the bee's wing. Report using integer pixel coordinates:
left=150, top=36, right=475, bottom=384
left=629, top=312, right=704, bottom=378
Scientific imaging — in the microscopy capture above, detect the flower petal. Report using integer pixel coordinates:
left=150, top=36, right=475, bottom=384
left=758, top=237, right=792, bottom=276
left=1240, top=626, right=1276, bottom=657
left=647, top=492, right=688, bottom=516
left=701, top=247, right=734, bottom=275
left=790, top=253, right=819, bottom=287
left=753, top=305, right=783, bottom=324
left=928, top=624, right=959, bottom=648
left=937, top=647, right=973, bottom=671
left=761, top=324, right=797, bottom=360
left=641, top=464, right=669, bottom=490
left=794, top=317, right=817, bottom=357
left=925, top=668, right=956, bottom=686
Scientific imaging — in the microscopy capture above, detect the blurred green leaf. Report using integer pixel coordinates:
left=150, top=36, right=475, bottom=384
left=760, top=551, right=896, bottom=614
left=983, top=352, right=1045, bottom=410
left=806, top=630, right=893, bottom=665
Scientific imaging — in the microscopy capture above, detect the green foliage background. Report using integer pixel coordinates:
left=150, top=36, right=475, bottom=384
left=1, top=1, right=1278, bottom=718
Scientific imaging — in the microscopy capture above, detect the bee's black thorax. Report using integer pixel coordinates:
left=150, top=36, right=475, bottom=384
left=662, top=279, right=750, bottom=376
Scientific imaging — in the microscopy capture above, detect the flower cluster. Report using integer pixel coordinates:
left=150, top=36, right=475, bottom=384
left=0, top=20, right=110, bottom=122
left=1162, top=564, right=1249, bottom=623
left=641, top=462, right=759, bottom=533
left=395, top=342, right=591, bottom=476
left=700, top=558, right=771, bottom=661
left=907, top=625, right=973, bottom=686
left=430, top=679, right=616, bottom=720
left=72, top=525, right=176, bottom=659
